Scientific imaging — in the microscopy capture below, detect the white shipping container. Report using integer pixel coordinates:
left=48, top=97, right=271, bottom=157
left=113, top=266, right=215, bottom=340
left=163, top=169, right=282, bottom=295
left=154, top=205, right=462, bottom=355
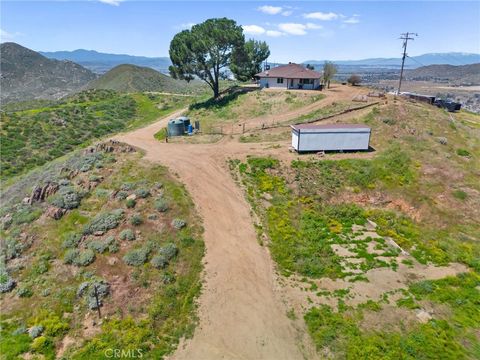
left=291, top=124, right=371, bottom=152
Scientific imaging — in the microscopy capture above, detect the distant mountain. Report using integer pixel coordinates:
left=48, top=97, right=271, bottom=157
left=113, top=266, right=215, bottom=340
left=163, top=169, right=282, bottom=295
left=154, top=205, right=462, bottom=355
left=40, top=49, right=171, bottom=74
left=0, top=42, right=97, bottom=103
left=405, top=63, right=480, bottom=85
left=88, top=64, right=206, bottom=94
left=303, top=52, right=480, bottom=69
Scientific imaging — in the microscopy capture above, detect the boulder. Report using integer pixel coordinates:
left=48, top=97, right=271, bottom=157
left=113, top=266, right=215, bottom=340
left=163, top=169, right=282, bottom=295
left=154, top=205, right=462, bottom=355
left=46, top=207, right=67, bottom=220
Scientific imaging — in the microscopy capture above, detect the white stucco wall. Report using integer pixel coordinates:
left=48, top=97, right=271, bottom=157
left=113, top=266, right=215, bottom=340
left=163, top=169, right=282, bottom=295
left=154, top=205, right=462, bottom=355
left=259, top=77, right=288, bottom=89
left=259, top=77, right=320, bottom=90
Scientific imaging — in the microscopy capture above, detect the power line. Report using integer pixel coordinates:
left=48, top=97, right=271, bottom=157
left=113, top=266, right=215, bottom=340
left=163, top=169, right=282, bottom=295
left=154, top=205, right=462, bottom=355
left=398, top=32, right=418, bottom=94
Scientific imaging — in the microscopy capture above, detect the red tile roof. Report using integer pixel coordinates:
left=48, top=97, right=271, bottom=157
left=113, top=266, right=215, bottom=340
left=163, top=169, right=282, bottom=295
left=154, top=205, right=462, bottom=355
left=255, top=63, right=322, bottom=79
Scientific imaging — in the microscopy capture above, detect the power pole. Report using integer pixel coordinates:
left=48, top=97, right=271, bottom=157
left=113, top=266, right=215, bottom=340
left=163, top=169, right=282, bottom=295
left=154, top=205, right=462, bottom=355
left=397, top=32, right=418, bottom=94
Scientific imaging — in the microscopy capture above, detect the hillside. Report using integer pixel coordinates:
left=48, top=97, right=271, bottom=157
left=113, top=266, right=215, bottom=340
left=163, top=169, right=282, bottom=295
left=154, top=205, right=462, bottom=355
left=88, top=64, right=207, bottom=94
left=0, top=43, right=97, bottom=103
left=405, top=63, right=480, bottom=84
left=40, top=49, right=171, bottom=74
left=0, top=89, right=193, bottom=180
left=0, top=141, right=204, bottom=359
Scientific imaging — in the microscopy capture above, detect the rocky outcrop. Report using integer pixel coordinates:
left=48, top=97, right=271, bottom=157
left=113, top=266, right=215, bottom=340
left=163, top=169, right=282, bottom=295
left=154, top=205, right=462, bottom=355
left=84, top=140, right=136, bottom=154
left=28, top=182, right=59, bottom=204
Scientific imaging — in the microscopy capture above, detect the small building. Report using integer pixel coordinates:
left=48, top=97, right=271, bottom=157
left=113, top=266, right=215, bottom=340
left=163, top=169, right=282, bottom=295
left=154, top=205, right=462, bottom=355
left=290, top=124, right=371, bottom=152
left=255, top=63, right=322, bottom=90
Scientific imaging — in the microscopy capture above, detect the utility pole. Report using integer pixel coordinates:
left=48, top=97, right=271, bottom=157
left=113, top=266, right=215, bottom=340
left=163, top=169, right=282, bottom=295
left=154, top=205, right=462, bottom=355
left=398, top=32, right=418, bottom=94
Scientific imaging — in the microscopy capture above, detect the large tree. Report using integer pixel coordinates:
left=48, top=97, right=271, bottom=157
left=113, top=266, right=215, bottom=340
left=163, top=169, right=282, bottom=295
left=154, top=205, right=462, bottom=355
left=322, top=61, right=337, bottom=89
left=169, top=18, right=246, bottom=98
left=230, top=39, right=270, bottom=82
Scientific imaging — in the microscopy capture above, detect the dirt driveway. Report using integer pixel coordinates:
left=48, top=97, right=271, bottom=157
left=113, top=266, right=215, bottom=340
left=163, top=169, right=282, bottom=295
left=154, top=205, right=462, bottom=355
left=113, top=86, right=372, bottom=359
left=115, top=123, right=310, bottom=360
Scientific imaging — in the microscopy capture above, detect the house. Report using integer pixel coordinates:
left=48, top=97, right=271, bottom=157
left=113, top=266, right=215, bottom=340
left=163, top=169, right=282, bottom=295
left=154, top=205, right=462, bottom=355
left=255, top=63, right=322, bottom=90
left=290, top=124, right=371, bottom=152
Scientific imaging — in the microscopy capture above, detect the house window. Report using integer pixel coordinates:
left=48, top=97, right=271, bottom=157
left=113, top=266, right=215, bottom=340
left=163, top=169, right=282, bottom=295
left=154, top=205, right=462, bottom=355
left=300, top=79, right=314, bottom=85
left=277, top=77, right=284, bottom=84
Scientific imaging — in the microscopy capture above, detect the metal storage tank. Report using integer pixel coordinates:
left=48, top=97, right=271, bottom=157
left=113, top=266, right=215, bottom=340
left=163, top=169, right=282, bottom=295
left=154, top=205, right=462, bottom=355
left=167, top=119, right=185, bottom=136
left=177, top=116, right=191, bottom=131
left=291, top=124, right=371, bottom=152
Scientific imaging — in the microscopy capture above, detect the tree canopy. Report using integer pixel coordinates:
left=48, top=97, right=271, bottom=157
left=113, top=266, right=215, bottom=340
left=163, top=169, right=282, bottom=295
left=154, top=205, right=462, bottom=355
left=230, top=40, right=270, bottom=82
left=322, top=61, right=337, bottom=89
left=169, top=18, right=269, bottom=98
left=347, top=74, right=362, bottom=86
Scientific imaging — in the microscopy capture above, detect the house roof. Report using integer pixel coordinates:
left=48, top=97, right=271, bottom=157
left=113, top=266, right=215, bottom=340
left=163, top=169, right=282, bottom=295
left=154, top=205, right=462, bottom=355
left=291, top=123, right=371, bottom=133
left=255, top=63, right=322, bottom=79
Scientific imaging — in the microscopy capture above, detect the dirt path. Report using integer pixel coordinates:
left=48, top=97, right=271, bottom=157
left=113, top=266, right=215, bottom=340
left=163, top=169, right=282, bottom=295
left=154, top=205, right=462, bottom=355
left=115, top=118, right=310, bottom=359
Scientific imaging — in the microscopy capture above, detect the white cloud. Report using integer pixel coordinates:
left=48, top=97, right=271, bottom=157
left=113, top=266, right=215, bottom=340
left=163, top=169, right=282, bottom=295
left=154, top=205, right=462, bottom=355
left=258, top=5, right=283, bottom=15
left=243, top=25, right=266, bottom=35
left=98, top=0, right=124, bottom=6
left=306, top=23, right=323, bottom=30
left=266, top=30, right=284, bottom=37
left=0, top=29, right=20, bottom=41
left=278, top=23, right=307, bottom=36
left=343, top=16, right=360, bottom=24
left=281, top=10, right=293, bottom=16
left=303, top=12, right=339, bottom=21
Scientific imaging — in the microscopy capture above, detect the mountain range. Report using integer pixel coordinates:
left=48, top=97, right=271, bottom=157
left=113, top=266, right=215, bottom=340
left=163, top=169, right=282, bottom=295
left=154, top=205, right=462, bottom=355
left=0, top=42, right=97, bottom=103
left=40, top=49, right=480, bottom=73
left=40, top=49, right=171, bottom=74
left=303, top=52, right=480, bottom=69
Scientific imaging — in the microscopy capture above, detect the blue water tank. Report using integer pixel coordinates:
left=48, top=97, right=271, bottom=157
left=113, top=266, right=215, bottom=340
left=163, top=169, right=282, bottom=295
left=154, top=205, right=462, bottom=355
left=187, top=124, right=193, bottom=134
left=177, top=116, right=190, bottom=131
left=167, top=119, right=185, bottom=136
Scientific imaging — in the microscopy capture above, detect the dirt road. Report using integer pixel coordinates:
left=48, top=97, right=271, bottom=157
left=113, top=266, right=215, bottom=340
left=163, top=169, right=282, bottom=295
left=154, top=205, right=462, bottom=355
left=115, top=119, right=310, bottom=359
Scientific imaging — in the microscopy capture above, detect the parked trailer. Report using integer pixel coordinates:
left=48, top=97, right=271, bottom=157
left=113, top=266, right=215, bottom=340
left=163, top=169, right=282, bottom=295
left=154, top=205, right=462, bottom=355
left=291, top=124, right=371, bottom=153
left=402, top=92, right=436, bottom=105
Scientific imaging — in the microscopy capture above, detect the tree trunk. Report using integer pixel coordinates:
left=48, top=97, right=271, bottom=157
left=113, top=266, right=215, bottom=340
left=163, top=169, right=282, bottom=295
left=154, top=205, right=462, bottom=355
left=213, top=81, right=220, bottom=99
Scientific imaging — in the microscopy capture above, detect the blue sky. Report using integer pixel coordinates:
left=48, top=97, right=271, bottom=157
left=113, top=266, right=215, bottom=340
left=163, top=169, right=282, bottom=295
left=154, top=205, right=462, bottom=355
left=1, top=1, right=479, bottom=62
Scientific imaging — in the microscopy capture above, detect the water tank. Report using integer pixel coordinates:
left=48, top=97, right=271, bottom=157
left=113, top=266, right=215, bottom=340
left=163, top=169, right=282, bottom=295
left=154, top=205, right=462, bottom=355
left=187, top=124, right=193, bottom=135
left=178, top=116, right=191, bottom=131
left=167, top=119, right=185, bottom=136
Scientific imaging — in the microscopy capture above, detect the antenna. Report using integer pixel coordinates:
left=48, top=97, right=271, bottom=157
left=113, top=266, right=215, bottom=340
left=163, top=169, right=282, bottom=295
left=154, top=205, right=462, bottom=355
left=398, top=32, right=418, bottom=94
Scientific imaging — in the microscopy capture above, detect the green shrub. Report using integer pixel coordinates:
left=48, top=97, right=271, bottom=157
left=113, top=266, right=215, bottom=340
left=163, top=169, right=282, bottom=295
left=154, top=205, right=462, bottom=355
left=135, top=188, right=150, bottom=198
left=87, top=239, right=109, bottom=253
left=28, top=325, right=44, bottom=339
left=126, top=198, right=136, bottom=208
left=159, top=243, right=178, bottom=260
left=130, top=214, right=143, bottom=226
left=95, top=188, right=111, bottom=198
left=12, top=206, right=43, bottom=225
left=119, top=229, right=135, bottom=241
left=121, top=182, right=135, bottom=191
left=0, top=269, right=16, bottom=293
left=171, top=218, right=186, bottom=229
left=456, top=148, right=471, bottom=157
left=83, top=209, right=124, bottom=234
left=17, top=286, right=33, bottom=298
left=75, top=249, right=96, bottom=266
left=151, top=255, right=169, bottom=269
left=123, top=247, right=150, bottom=266
left=63, top=249, right=95, bottom=266
left=49, top=186, right=82, bottom=209
left=452, top=190, right=468, bottom=200
left=3, top=237, right=27, bottom=260
left=116, top=191, right=128, bottom=200
left=154, top=198, right=169, bottom=212
left=62, top=232, right=82, bottom=248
